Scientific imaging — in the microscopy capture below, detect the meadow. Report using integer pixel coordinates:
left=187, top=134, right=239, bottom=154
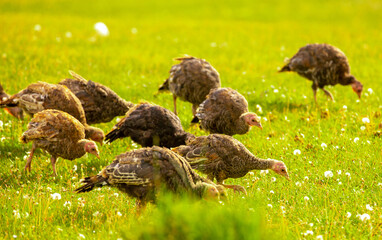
left=0, top=0, right=381, bottom=239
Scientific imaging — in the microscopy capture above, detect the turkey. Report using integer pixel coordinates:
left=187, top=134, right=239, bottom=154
left=279, top=43, right=363, bottom=102
left=0, top=82, right=104, bottom=144
left=158, top=56, right=221, bottom=116
left=192, top=88, right=262, bottom=136
left=173, top=134, right=289, bottom=194
left=0, top=83, right=23, bottom=119
left=105, top=102, right=194, bottom=148
left=20, top=109, right=100, bottom=175
left=75, top=146, right=225, bottom=208
left=59, top=70, right=134, bottom=124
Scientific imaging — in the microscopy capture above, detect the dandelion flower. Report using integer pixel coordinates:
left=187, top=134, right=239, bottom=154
left=271, top=177, right=276, bottom=182
left=337, top=170, right=342, bottom=175
left=367, top=88, right=373, bottom=94
left=63, top=201, right=71, bottom=209
left=360, top=126, right=366, bottom=131
left=34, top=24, right=41, bottom=32
left=366, top=204, right=373, bottom=211
left=295, top=181, right=302, bottom=187
left=321, top=143, right=327, bottom=149
left=269, top=190, right=274, bottom=194
left=113, top=193, right=119, bottom=197
left=131, top=28, right=138, bottom=34
left=353, top=137, right=359, bottom=143
left=50, top=193, right=61, bottom=200
left=343, top=105, right=347, bottom=109
left=13, top=210, right=21, bottom=219
left=362, top=117, right=370, bottom=124
left=260, top=170, right=269, bottom=176
left=117, top=211, right=122, bottom=217
left=13, top=235, right=17, bottom=238
left=357, top=213, right=370, bottom=221
left=94, top=22, right=109, bottom=36
left=303, top=230, right=314, bottom=236
left=293, top=149, right=301, bottom=155
left=346, top=212, right=351, bottom=218
left=324, top=171, right=333, bottom=178
left=267, top=204, right=273, bottom=208
left=79, top=233, right=85, bottom=239
left=317, top=235, right=323, bottom=240
left=304, top=196, right=310, bottom=201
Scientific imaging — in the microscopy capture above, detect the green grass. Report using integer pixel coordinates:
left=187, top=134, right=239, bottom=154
left=1, top=0, right=382, bottom=239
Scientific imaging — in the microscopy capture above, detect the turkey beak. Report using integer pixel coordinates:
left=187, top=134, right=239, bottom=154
left=255, top=122, right=263, bottom=130
left=284, top=173, right=290, bottom=181
left=357, top=92, right=362, bottom=99
left=4, top=107, right=24, bottom=120
left=96, top=153, right=100, bottom=159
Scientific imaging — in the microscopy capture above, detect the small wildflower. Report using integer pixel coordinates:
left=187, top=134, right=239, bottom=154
left=304, top=176, right=309, bottom=180
left=34, top=24, right=41, bottom=32
left=295, top=181, right=302, bottom=187
left=248, top=172, right=254, bottom=177
left=94, top=22, right=109, bottom=36
left=273, top=89, right=279, bottom=93
left=269, top=190, right=274, bottom=194
left=337, top=170, right=342, bottom=175
left=303, top=230, right=314, bottom=236
left=343, top=105, right=347, bottom=110
left=267, top=204, right=273, bottom=208
left=64, top=201, right=71, bottom=209
left=341, top=128, right=345, bottom=132
left=324, top=171, right=333, bottom=178
left=360, top=126, right=366, bottom=131
left=117, top=211, right=122, bottom=217
left=262, top=117, right=268, bottom=122
left=260, top=170, right=269, bottom=176
left=357, top=213, right=370, bottom=221
left=304, top=196, right=310, bottom=201
left=353, top=137, right=359, bottom=143
left=50, top=193, right=61, bottom=200
left=317, top=235, right=323, bottom=240
left=362, top=117, right=370, bottom=124
left=131, top=28, right=138, bottom=34
left=367, top=88, right=373, bottom=94
left=13, top=235, right=17, bottom=239
left=65, top=32, right=72, bottom=38
left=210, top=42, right=217, bottom=47
left=271, top=177, right=276, bottom=182
left=338, top=182, right=342, bottom=185
left=93, top=211, right=100, bottom=217
left=73, top=165, right=77, bottom=171
left=321, top=143, right=327, bottom=149
left=293, top=149, right=301, bottom=155
left=346, top=212, right=351, bottom=218
left=23, top=212, right=29, bottom=218
left=366, top=204, right=373, bottom=211
left=79, top=233, right=85, bottom=239
left=113, top=193, right=119, bottom=197
left=13, top=209, right=21, bottom=219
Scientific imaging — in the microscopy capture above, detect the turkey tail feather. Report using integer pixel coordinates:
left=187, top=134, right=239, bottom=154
left=75, top=175, right=107, bottom=193
left=278, top=65, right=291, bottom=72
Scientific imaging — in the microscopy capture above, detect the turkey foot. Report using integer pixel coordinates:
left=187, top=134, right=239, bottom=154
left=221, top=184, right=247, bottom=195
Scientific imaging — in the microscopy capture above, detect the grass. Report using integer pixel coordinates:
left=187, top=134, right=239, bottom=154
left=1, top=0, right=382, bottom=239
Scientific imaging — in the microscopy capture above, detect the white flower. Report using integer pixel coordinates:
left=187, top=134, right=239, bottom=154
left=341, top=128, right=345, bottom=132
left=210, top=42, right=217, bottom=47
left=304, top=196, right=310, bottom=201
left=346, top=212, right=351, bottom=218
left=34, top=24, right=41, bottom=32
left=303, top=230, right=314, bottom=236
left=267, top=204, right=273, bottom=208
left=293, top=149, right=301, bottom=155
left=273, top=89, right=279, bottom=93
left=117, top=211, right=122, bottom=217
left=360, top=126, right=366, bottom=131
left=269, top=190, right=274, bottom=194
left=260, top=170, right=269, bottom=176
left=362, top=117, right=370, bottom=124
left=337, top=170, right=342, bottom=175
left=0, top=120, right=3, bottom=127
left=353, top=137, right=359, bottom=143
left=13, top=209, right=21, bottom=219
left=343, top=105, right=347, bottom=109
left=46, top=187, right=52, bottom=192
left=271, top=177, right=276, bottom=182
left=357, top=213, right=370, bottom=221
left=317, top=235, right=323, bottom=240
left=65, top=32, right=72, bottom=38
left=51, top=193, right=61, bottom=200
left=338, top=182, right=342, bottom=185
left=73, top=165, right=77, bottom=171
left=367, top=88, right=373, bottom=94
left=295, top=181, right=302, bottom=187
left=345, top=172, right=351, bottom=178
left=79, top=233, right=85, bottom=239
left=366, top=204, right=373, bottom=211
left=63, top=201, right=71, bottom=209
left=131, top=28, right=138, bottom=34
left=304, top=176, right=309, bottom=180
left=321, top=143, right=327, bottom=149
left=113, top=193, right=119, bottom=197
left=248, top=172, right=254, bottom=177
left=94, top=22, right=109, bottom=36
left=324, top=171, right=333, bottom=178
left=262, top=117, right=268, bottom=122
left=93, top=211, right=100, bottom=217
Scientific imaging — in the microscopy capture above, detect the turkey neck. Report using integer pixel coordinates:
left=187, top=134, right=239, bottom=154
left=245, top=154, right=275, bottom=171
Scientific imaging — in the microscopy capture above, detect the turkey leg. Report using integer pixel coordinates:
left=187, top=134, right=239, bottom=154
left=24, top=143, right=36, bottom=172
left=220, top=183, right=247, bottom=195
left=173, top=95, right=177, bottom=115
left=322, top=88, right=334, bottom=101
left=50, top=156, right=58, bottom=176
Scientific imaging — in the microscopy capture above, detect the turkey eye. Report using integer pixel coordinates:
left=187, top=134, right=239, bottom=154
left=281, top=169, right=285, bottom=172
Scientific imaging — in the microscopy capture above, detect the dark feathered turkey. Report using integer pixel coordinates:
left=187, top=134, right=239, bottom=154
left=0, top=82, right=104, bottom=144
left=279, top=43, right=363, bottom=102
left=59, top=71, right=134, bottom=124
left=158, top=56, right=221, bottom=116
left=0, top=83, right=23, bottom=119
left=105, top=103, right=194, bottom=148
left=173, top=134, right=289, bottom=194
left=75, top=146, right=225, bottom=208
left=20, top=109, right=100, bottom=175
left=192, top=88, right=262, bottom=136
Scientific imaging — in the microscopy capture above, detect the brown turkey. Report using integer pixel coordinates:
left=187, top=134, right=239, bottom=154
left=105, top=102, right=195, bottom=148
left=0, top=82, right=104, bottom=144
left=191, top=88, right=262, bottom=136
left=59, top=70, right=134, bottom=124
left=158, top=56, right=221, bottom=116
left=20, top=109, right=100, bottom=175
left=173, top=134, right=289, bottom=195
left=75, top=146, right=225, bottom=208
left=279, top=43, right=363, bottom=102
left=0, top=83, right=23, bottom=119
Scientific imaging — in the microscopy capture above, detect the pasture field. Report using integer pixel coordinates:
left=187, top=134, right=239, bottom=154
left=0, top=0, right=381, bottom=239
